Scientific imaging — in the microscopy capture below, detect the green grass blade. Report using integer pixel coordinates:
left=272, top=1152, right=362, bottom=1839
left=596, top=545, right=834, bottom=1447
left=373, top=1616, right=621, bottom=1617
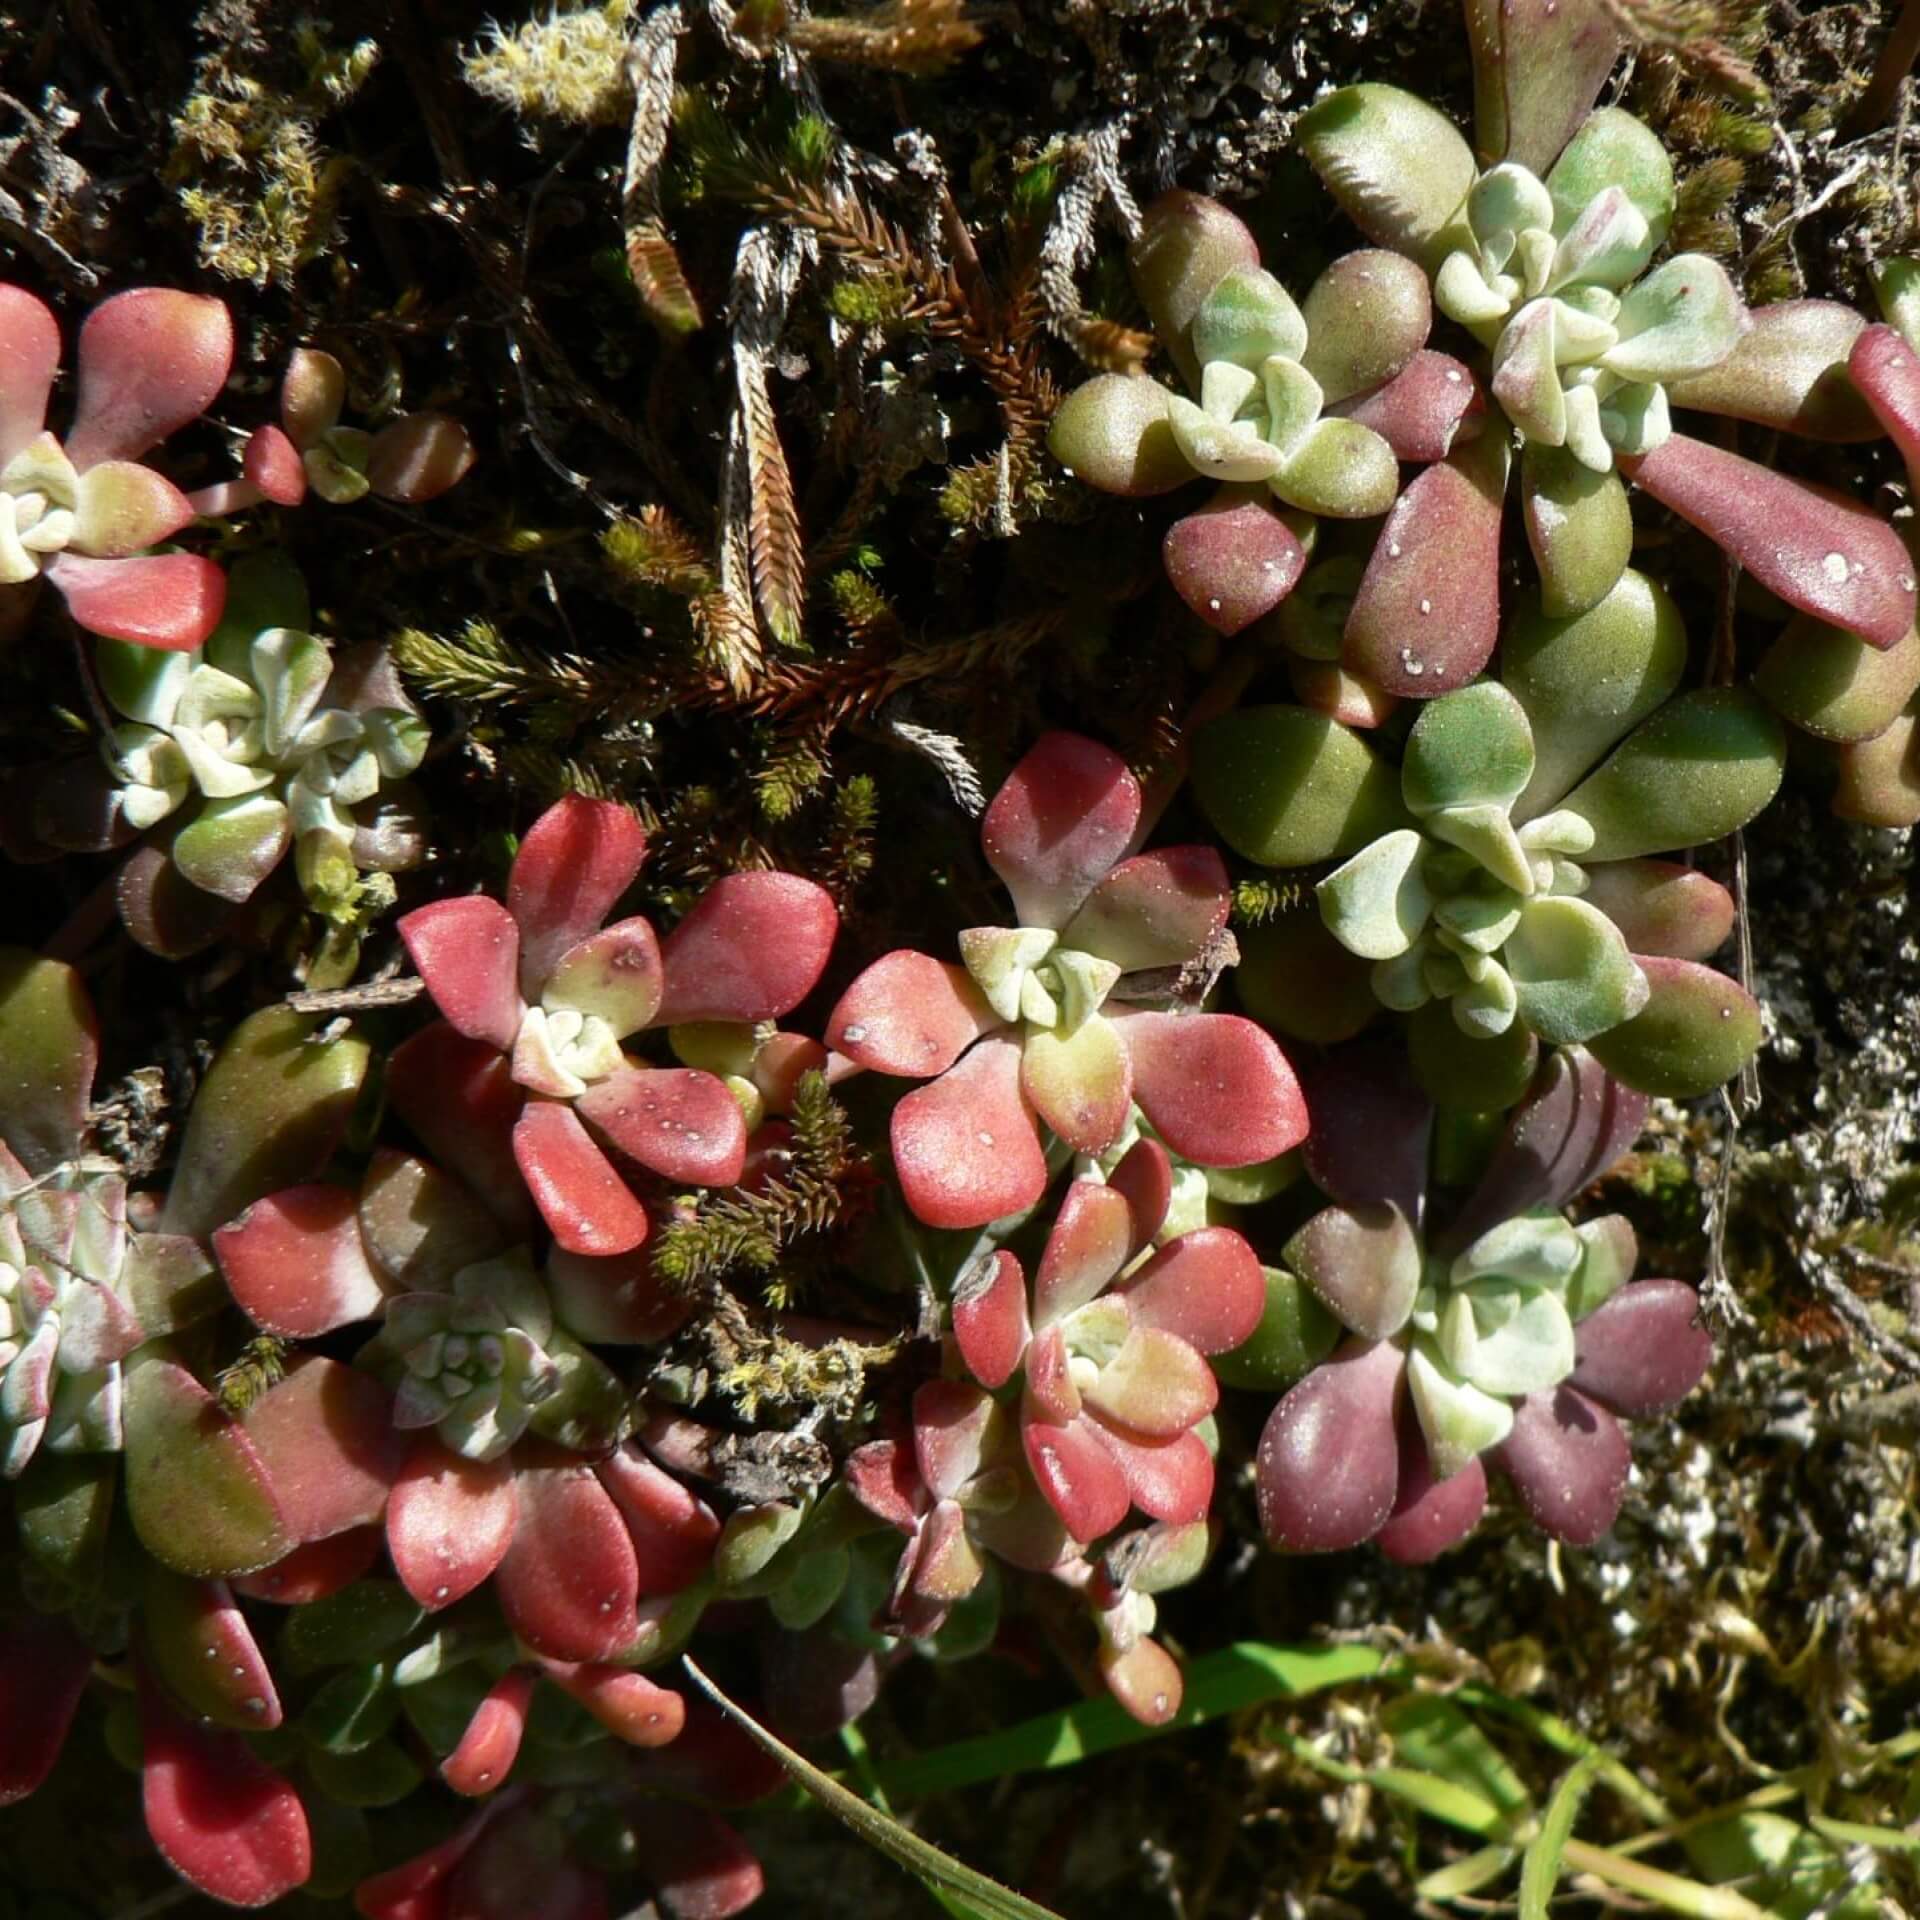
left=1417, top=1843, right=1521, bottom=1899
left=1384, top=1695, right=1535, bottom=1825
left=683, top=1658, right=1068, bottom=1920
left=1520, top=1754, right=1599, bottom=1920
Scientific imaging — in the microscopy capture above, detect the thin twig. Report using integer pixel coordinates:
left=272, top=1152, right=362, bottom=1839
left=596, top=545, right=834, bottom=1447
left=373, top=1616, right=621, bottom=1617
left=285, top=977, right=427, bottom=1015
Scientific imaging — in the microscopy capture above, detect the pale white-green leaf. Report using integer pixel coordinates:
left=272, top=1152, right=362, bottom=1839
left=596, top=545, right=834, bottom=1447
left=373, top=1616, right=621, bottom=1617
left=1319, top=830, right=1433, bottom=960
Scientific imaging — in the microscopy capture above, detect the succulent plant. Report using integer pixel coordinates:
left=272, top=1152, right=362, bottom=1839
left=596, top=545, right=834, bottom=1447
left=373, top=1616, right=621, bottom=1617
left=0, top=283, right=237, bottom=650
left=396, top=792, right=839, bottom=1257
left=1198, top=570, right=1778, bottom=1100
left=1251, top=1043, right=1709, bottom=1558
left=827, top=731, right=1305, bottom=1228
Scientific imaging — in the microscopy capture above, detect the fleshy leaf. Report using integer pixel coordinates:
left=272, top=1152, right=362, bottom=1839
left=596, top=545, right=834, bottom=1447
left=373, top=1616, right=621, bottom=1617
left=1669, top=300, right=1881, bottom=439
left=440, top=1670, right=534, bottom=1797
left=171, top=792, right=291, bottom=904
left=1849, top=322, right=1920, bottom=492
left=595, top=1444, right=720, bottom=1594
left=0, top=947, right=98, bottom=1177
left=1754, top=611, right=1920, bottom=743
left=829, top=950, right=999, bottom=1076
left=387, top=1024, right=533, bottom=1237
left=1060, top=845, right=1229, bottom=973
left=1318, top=828, right=1433, bottom=960
left=42, top=551, right=227, bottom=651
left=1029, top=1180, right=1131, bottom=1330
left=398, top=897, right=525, bottom=1050
left=1569, top=1279, right=1711, bottom=1414
left=506, top=794, right=648, bottom=997
left=1162, top=490, right=1307, bottom=636
left=242, top=1359, right=403, bottom=1542
left=1522, top=443, right=1634, bottom=618
left=1834, top=700, right=1920, bottom=826
left=535, top=1659, right=686, bottom=1746
left=1298, top=85, right=1478, bottom=271
left=655, top=872, right=837, bottom=1025
left=1119, top=1226, right=1265, bottom=1353
left=70, top=460, right=198, bottom=556
left=1127, top=190, right=1262, bottom=387
left=0, top=284, right=58, bottom=466
left=1022, top=1414, right=1131, bottom=1542
left=1256, top=1336, right=1405, bottom=1552
left=1506, top=895, right=1648, bottom=1046
left=1116, top=1010, right=1307, bottom=1168
left=1466, top=0, right=1623, bottom=175
left=1580, top=859, right=1733, bottom=960
left=952, top=1249, right=1031, bottom=1389
left=230, top=1528, right=381, bottom=1605
left=215, top=1183, right=387, bottom=1337
left=1021, top=1011, right=1133, bottom=1154
left=496, top=1461, right=641, bottom=1662
left=141, top=1565, right=282, bottom=1730
left=1047, top=374, right=1191, bottom=497
left=386, top=1435, right=518, bottom=1610
left=1081, top=1326, right=1217, bottom=1438
left=367, top=412, right=477, bottom=502
left=1586, top=956, right=1762, bottom=1099
left=1286, top=1203, right=1422, bottom=1342
left=575, top=1064, right=748, bottom=1187
left=1491, top=1383, right=1630, bottom=1545
left=1332, top=349, right=1482, bottom=462
left=1300, top=1041, right=1434, bottom=1225
left=0, top=1613, right=93, bottom=1805
left=66, top=289, right=233, bottom=467
left=1300, top=249, right=1431, bottom=404
left=1374, top=1405, right=1488, bottom=1564
left=982, top=732, right=1139, bottom=930
left=890, top=1034, right=1046, bottom=1230
left=1405, top=1344, right=1516, bottom=1480
left=1604, top=255, right=1745, bottom=384
left=1191, top=266, right=1309, bottom=370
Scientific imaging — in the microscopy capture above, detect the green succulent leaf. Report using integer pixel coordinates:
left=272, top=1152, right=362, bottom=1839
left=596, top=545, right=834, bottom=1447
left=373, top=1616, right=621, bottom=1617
left=1297, top=85, right=1478, bottom=271
left=1212, top=1269, right=1342, bottom=1390
left=1190, top=268, right=1308, bottom=371
left=1404, top=684, right=1536, bottom=817
left=1046, top=376, right=1191, bottom=497
left=1754, top=615, right=1920, bottom=743
left=1522, top=443, right=1633, bottom=617
left=171, top=791, right=292, bottom=904
left=1603, top=255, right=1746, bottom=385
left=1505, top=896, right=1648, bottom=1045
left=1406, top=1344, right=1515, bottom=1480
left=1587, top=957, right=1763, bottom=1099
left=0, top=948, right=98, bottom=1177
left=1270, top=416, right=1400, bottom=518
left=1545, top=109, right=1675, bottom=250
left=1318, top=829, right=1434, bottom=960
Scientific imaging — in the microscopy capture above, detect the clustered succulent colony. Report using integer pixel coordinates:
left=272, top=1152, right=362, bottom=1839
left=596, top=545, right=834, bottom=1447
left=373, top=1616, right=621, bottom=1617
left=2, top=0, right=1917, bottom=1913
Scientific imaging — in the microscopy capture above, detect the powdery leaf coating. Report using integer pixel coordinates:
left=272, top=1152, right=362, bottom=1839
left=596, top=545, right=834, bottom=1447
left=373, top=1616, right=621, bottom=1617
left=1287, top=1203, right=1422, bottom=1343
left=399, top=897, right=525, bottom=1050
left=71, top=460, right=199, bottom=556
left=1162, top=493, right=1308, bottom=636
left=1834, top=703, right=1920, bottom=828
left=1491, top=1382, right=1630, bottom=1545
left=139, top=1681, right=311, bottom=1908
left=1046, top=374, right=1191, bottom=496
left=1522, top=444, right=1634, bottom=619
left=890, top=1034, right=1047, bottom=1229
left=655, top=872, right=838, bottom=1025
left=241, top=1358, right=403, bottom=1541
left=1620, top=434, right=1916, bottom=649
left=506, top=794, right=649, bottom=996
left=441, top=1669, right=534, bottom=1797
left=1080, top=1325, right=1219, bottom=1436
left=1020, top=1010, right=1133, bottom=1153
left=386, top=1435, right=519, bottom=1610
left=1113, top=1010, right=1307, bottom=1167
left=1297, top=85, right=1478, bottom=272
left=495, top=1462, right=641, bottom=1662
left=215, top=1184, right=387, bottom=1337
left=827, top=952, right=999, bottom=1076
left=512, top=1098, right=651, bottom=1257
left=1128, top=190, right=1263, bottom=386
left=1300, top=249, right=1432, bottom=403
left=0, top=1614, right=92, bottom=1804
left=41, top=551, right=228, bottom=652
left=1568, top=1279, right=1712, bottom=1415
left=1755, top=612, right=1920, bottom=744
left=1256, top=1336, right=1405, bottom=1552
left=65, top=289, right=234, bottom=469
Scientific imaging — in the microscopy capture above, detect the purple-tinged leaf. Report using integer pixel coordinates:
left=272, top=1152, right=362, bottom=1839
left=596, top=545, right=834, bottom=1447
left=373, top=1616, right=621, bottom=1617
left=1374, top=1409, right=1487, bottom=1564
left=66, top=289, right=233, bottom=467
left=595, top=1444, right=719, bottom=1594
left=1061, top=845, right=1231, bottom=971
left=655, top=872, right=838, bottom=1025
left=0, top=284, right=58, bottom=466
left=368, top=412, right=477, bottom=502
left=1107, top=1135, right=1173, bottom=1256
left=1256, top=1336, right=1404, bottom=1552
left=843, top=1438, right=922, bottom=1534
left=623, top=1804, right=766, bottom=1920
left=1570, top=1279, right=1712, bottom=1415
left=496, top=1460, right=641, bottom=1662
left=952, top=1247, right=1031, bottom=1388
left=1299, top=1041, right=1433, bottom=1225
left=575, top=1065, right=748, bottom=1187
left=42, top=551, right=226, bottom=651
left=440, top=1669, right=534, bottom=1797
left=1288, top=655, right=1400, bottom=730
left=398, top=897, right=525, bottom=1050
left=827, top=951, right=1000, bottom=1076
left=0, top=1613, right=91, bottom=1804
left=124, top=1353, right=294, bottom=1578
left=982, top=731, right=1140, bottom=930
left=1849, top=322, right=1920, bottom=491
left=352, top=1811, right=492, bottom=1920
left=1115, top=1010, right=1308, bottom=1167
left=1119, top=1226, right=1266, bottom=1352
left=1345, top=429, right=1509, bottom=697
left=1285, top=1203, right=1421, bottom=1341
left=1331, top=350, right=1481, bottom=463
left=0, top=947, right=97, bottom=1178
left=1621, top=434, right=1916, bottom=649
left=1491, top=1383, right=1630, bottom=1545
left=512, top=1098, right=650, bottom=1257
left=506, top=794, right=648, bottom=997
left=1465, top=0, right=1623, bottom=173
left=116, top=841, right=238, bottom=959
left=1669, top=300, right=1881, bottom=440
left=1086, top=1415, right=1213, bottom=1525
left=386, top=1435, right=518, bottom=1610
left=1023, top=1412, right=1132, bottom=1542
left=139, top=1677, right=311, bottom=1909
left=231, top=1527, right=382, bottom=1605
left=1023, top=1321, right=1082, bottom=1425
left=1162, top=490, right=1307, bottom=636
left=1587, top=957, right=1763, bottom=1100
left=242, top=1358, right=403, bottom=1541
left=215, top=1184, right=386, bottom=1337
left=1581, top=859, right=1734, bottom=960
left=891, top=1034, right=1046, bottom=1229
left=141, top=1566, right=281, bottom=1730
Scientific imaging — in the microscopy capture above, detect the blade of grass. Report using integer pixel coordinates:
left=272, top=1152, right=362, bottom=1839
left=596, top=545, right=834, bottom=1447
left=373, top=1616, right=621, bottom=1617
left=869, top=1640, right=1390, bottom=1800
left=1416, top=1842, right=1521, bottom=1900
left=683, top=1657, right=1067, bottom=1920
left=1808, top=1813, right=1920, bottom=1854
left=1452, top=1682, right=1670, bottom=1825
left=1271, top=1728, right=1515, bottom=1839
left=1560, top=1839, right=1773, bottom=1920
left=1384, top=1695, right=1535, bottom=1826
left=1520, top=1754, right=1599, bottom=1920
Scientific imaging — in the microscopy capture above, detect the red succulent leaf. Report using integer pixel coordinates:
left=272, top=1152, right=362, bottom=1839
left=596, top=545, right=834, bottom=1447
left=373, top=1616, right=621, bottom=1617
left=442, top=1670, right=535, bottom=1797
left=1374, top=1402, right=1488, bottom=1564
left=891, top=1034, right=1047, bottom=1229
left=1119, top=1226, right=1266, bottom=1353
left=65, top=288, right=233, bottom=468
left=1162, top=492, right=1308, bottom=636
left=241, top=1358, right=404, bottom=1541
left=444, top=1808, right=609, bottom=1920
left=1443, top=1045, right=1647, bottom=1252
left=1022, top=1321, right=1082, bottom=1425
left=43, top=551, right=226, bottom=650
left=496, top=1461, right=641, bottom=1661
left=138, top=1676, right=311, bottom=1908
left=1032, top=1179, right=1134, bottom=1329
left=1620, top=433, right=1916, bottom=649
left=1849, top=322, right=1920, bottom=491
left=0, top=1613, right=92, bottom=1804
left=507, top=795, right=649, bottom=997
left=1491, top=1383, right=1630, bottom=1546
left=0, top=284, right=59, bottom=464
left=1581, top=858, right=1735, bottom=960
left=70, top=460, right=199, bottom=556
left=353, top=1809, right=495, bottom=1920
left=827, top=950, right=1001, bottom=1076
left=1331, top=350, right=1483, bottom=463
left=594, top=1444, right=721, bottom=1594
left=367, top=412, right=477, bottom=503
left=1106, top=1136, right=1173, bottom=1256
left=512, top=1098, right=651, bottom=1257
left=1099, top=1633, right=1184, bottom=1727
left=750, top=1032, right=827, bottom=1112
left=243, top=423, right=307, bottom=505
left=1059, top=845, right=1231, bottom=971
left=574, top=1064, right=749, bottom=1188
left=1023, top=1412, right=1132, bottom=1541
left=230, top=1526, right=382, bottom=1604
left=533, top=1659, right=686, bottom=1745
left=548, top=1242, right=690, bottom=1345
left=952, top=1247, right=1031, bottom=1388
left=623, top=1804, right=766, bottom=1920
left=654, top=871, right=839, bottom=1025
left=358, top=1149, right=504, bottom=1291
left=981, top=731, right=1141, bottom=930
left=1085, top=1413, right=1213, bottom=1525
left=386, top=1435, right=519, bottom=1610
left=1345, top=431, right=1507, bottom=696
left=215, top=1183, right=387, bottom=1337
left=398, top=897, right=525, bottom=1050
left=1286, top=1202, right=1422, bottom=1342
left=1083, top=1325, right=1218, bottom=1436
left=387, top=1024, right=533, bottom=1237
left=1569, top=1279, right=1712, bottom=1415
left=912, top=1378, right=1002, bottom=1502
left=1112, top=1010, right=1307, bottom=1167
left=141, top=1569, right=282, bottom=1731
left=843, top=1438, right=924, bottom=1532
left=1255, top=1336, right=1405, bottom=1552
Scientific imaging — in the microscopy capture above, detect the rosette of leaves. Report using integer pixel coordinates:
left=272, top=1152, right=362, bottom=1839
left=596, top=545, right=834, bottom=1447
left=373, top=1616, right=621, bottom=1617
left=950, top=1136, right=1263, bottom=1544
left=0, top=281, right=233, bottom=650
left=826, top=731, right=1305, bottom=1229
left=1249, top=1042, right=1710, bottom=1558
left=1047, top=191, right=1482, bottom=637
left=395, top=792, right=839, bottom=1258
left=95, top=553, right=429, bottom=945
left=1197, top=570, right=1780, bottom=1101
left=1298, top=34, right=1917, bottom=684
